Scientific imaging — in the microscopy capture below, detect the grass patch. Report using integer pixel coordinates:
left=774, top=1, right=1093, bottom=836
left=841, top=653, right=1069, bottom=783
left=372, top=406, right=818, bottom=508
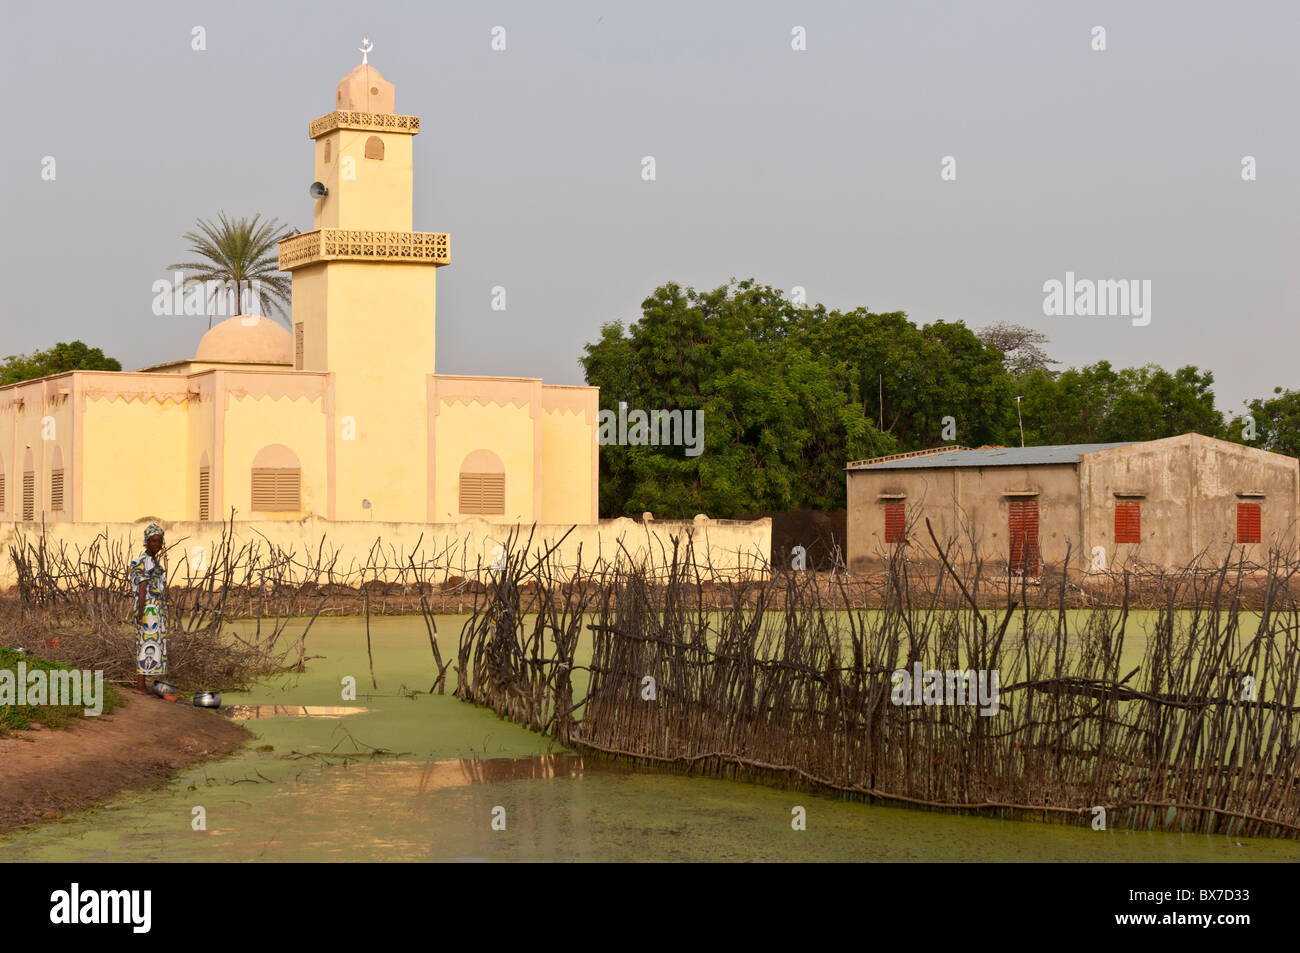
left=0, top=646, right=121, bottom=736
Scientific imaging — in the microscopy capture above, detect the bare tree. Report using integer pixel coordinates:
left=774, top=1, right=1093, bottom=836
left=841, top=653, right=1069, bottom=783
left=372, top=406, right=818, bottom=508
left=977, top=322, right=1056, bottom=376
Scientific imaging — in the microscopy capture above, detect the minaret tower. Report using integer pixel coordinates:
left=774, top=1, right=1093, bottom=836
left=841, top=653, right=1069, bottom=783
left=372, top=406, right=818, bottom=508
left=279, top=42, right=450, bottom=521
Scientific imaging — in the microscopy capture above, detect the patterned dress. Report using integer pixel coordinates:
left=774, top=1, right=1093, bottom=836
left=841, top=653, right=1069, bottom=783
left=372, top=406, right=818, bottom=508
left=130, top=551, right=168, bottom=676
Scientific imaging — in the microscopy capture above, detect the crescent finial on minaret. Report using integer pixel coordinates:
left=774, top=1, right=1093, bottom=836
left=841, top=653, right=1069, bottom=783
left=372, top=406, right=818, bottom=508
left=360, top=37, right=373, bottom=65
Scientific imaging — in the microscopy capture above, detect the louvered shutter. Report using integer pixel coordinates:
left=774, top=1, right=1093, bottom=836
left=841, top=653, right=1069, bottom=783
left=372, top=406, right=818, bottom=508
left=199, top=467, right=211, bottom=521
left=458, top=473, right=480, bottom=513
left=459, top=473, right=505, bottom=515
left=1114, top=501, right=1140, bottom=543
left=1009, top=499, right=1039, bottom=576
left=23, top=471, right=35, bottom=521
left=884, top=502, right=905, bottom=544
left=50, top=469, right=64, bottom=512
left=251, top=467, right=301, bottom=511
left=480, top=473, right=504, bottom=514
left=1236, top=503, right=1261, bottom=544
left=277, top=468, right=301, bottom=509
left=0, top=472, right=6, bottom=512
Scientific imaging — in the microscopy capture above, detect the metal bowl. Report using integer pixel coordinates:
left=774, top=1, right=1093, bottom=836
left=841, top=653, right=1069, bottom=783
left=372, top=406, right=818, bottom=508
left=193, top=691, right=222, bottom=708
left=151, top=679, right=177, bottom=697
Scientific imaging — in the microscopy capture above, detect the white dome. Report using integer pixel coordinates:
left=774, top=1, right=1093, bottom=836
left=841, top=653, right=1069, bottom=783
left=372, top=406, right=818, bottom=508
left=195, top=315, right=292, bottom=364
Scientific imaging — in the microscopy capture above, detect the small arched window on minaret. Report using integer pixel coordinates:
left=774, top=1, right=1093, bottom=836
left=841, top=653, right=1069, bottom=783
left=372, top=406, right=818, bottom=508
left=323, top=139, right=331, bottom=164
left=364, top=136, right=385, bottom=160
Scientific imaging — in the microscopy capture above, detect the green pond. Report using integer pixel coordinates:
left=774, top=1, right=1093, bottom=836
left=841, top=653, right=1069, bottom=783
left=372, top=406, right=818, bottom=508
left=2, top=614, right=1297, bottom=862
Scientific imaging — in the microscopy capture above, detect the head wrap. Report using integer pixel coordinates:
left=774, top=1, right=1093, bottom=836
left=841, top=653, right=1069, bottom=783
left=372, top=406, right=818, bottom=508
left=144, top=523, right=165, bottom=540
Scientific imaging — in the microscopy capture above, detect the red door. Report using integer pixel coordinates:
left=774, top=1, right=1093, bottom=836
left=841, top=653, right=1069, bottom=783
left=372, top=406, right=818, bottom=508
left=1009, top=500, right=1039, bottom=576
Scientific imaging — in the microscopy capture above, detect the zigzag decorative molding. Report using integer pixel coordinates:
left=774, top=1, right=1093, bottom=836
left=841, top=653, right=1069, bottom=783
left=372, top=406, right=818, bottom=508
left=85, top=393, right=189, bottom=406
left=225, top=390, right=324, bottom=404
left=438, top=395, right=532, bottom=413
left=542, top=406, right=594, bottom=424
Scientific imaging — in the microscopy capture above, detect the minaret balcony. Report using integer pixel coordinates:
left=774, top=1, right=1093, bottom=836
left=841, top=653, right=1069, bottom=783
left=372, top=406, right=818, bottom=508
left=279, top=228, right=450, bottom=271
left=308, top=111, right=420, bottom=138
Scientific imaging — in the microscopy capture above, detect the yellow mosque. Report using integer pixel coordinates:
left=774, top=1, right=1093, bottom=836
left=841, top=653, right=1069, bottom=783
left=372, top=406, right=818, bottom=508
left=0, top=57, right=599, bottom=526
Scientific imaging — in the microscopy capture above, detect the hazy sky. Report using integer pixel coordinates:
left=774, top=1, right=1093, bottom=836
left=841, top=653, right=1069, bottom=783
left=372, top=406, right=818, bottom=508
left=3, top=0, right=1297, bottom=414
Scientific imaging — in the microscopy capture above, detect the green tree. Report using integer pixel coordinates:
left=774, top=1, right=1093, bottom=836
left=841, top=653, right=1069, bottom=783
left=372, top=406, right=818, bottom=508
left=581, top=280, right=891, bottom=517
left=1227, top=387, right=1300, bottom=457
left=0, top=341, right=121, bottom=386
left=1013, top=361, right=1224, bottom=445
left=798, top=309, right=1013, bottom=450
left=168, top=213, right=292, bottom=327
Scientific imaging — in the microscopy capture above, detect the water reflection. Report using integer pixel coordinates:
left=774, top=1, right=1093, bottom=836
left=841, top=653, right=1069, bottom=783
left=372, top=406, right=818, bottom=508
left=416, top=754, right=599, bottom=793
left=223, top=705, right=371, bottom=720
left=6, top=615, right=1297, bottom=863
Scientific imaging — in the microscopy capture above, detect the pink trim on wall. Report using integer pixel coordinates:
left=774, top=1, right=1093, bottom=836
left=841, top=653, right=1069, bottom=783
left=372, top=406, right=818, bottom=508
left=325, top=373, right=337, bottom=520
left=214, top=374, right=226, bottom=522
left=217, top=370, right=329, bottom=404
left=590, top=389, right=599, bottom=523
left=426, top=375, right=437, bottom=522
left=532, top=380, right=543, bottom=521
left=72, top=374, right=83, bottom=521
left=431, top=374, right=540, bottom=415
left=540, top=384, right=598, bottom=426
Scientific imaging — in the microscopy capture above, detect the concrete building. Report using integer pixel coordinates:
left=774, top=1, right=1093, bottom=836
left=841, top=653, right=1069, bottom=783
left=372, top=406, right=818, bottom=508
left=0, top=57, right=598, bottom=526
left=846, top=434, right=1299, bottom=573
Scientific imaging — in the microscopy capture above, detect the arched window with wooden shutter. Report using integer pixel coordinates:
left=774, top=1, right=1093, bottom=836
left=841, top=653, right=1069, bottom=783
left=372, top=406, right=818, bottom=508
left=458, top=449, right=506, bottom=516
left=250, top=444, right=302, bottom=513
left=364, top=136, right=385, bottom=160
left=0, top=453, right=6, bottom=514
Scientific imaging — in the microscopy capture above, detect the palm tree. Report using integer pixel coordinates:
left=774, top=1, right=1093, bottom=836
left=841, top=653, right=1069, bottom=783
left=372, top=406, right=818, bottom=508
left=168, top=213, right=293, bottom=328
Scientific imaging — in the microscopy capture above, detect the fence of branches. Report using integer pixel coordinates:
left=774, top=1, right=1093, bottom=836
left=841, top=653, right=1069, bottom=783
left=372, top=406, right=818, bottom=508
left=2, top=517, right=468, bottom=689
left=455, top=521, right=1300, bottom=838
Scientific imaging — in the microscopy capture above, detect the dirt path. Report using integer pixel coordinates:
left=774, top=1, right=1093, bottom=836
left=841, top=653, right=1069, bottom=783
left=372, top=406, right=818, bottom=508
left=0, top=694, right=249, bottom=834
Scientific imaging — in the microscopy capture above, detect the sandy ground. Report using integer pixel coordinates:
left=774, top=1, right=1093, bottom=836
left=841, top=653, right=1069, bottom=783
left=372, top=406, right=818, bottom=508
left=0, top=693, right=249, bottom=834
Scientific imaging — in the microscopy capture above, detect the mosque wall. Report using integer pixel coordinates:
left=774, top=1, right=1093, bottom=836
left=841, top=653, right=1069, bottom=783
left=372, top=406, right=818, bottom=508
left=540, top=386, right=599, bottom=525
left=0, top=515, right=773, bottom=588
left=431, top=377, right=539, bottom=523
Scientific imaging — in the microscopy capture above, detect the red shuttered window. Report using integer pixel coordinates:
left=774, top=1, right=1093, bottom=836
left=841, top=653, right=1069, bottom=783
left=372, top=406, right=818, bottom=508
left=884, top=502, right=905, bottom=544
left=1009, top=500, right=1039, bottom=576
left=1236, top=503, right=1261, bottom=544
left=1114, top=501, right=1140, bottom=544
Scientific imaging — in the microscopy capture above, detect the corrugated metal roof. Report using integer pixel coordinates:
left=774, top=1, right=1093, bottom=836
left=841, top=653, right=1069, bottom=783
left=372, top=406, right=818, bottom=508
left=846, top=442, right=1136, bottom=471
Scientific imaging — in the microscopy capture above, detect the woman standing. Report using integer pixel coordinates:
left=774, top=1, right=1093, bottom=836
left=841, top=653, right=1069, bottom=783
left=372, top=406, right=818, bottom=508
left=130, top=524, right=168, bottom=694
